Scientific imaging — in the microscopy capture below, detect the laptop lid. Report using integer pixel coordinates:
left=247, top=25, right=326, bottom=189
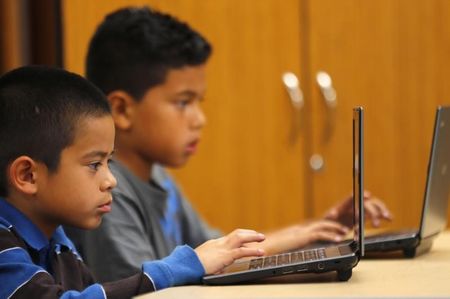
left=353, top=107, right=365, bottom=256
left=419, top=106, right=450, bottom=239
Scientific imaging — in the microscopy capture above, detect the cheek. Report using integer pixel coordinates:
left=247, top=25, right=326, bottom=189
left=57, top=171, right=94, bottom=199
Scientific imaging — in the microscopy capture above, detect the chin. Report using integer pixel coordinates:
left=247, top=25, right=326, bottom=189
left=81, top=219, right=103, bottom=230
left=166, top=159, right=189, bottom=168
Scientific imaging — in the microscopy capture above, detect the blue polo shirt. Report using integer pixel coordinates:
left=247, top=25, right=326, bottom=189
left=0, top=198, right=79, bottom=271
left=0, top=198, right=109, bottom=298
left=0, top=198, right=204, bottom=298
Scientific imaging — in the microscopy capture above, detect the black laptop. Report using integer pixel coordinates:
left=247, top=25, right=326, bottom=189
left=364, top=106, right=450, bottom=257
left=203, top=107, right=365, bottom=285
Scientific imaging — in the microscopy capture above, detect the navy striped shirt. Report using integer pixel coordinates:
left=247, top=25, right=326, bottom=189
left=0, top=198, right=204, bottom=299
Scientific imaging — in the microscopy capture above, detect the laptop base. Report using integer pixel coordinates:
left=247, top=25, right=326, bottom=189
left=364, top=231, right=437, bottom=258
left=337, top=268, right=352, bottom=281
left=412, top=236, right=435, bottom=257
left=363, top=229, right=419, bottom=257
left=203, top=253, right=359, bottom=285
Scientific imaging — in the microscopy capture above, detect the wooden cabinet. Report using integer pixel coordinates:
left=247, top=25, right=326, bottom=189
left=306, top=0, right=450, bottom=229
left=62, top=0, right=450, bottom=232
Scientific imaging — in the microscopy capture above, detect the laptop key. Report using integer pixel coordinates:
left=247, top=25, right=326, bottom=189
left=304, top=250, right=317, bottom=261
left=249, top=258, right=264, bottom=270
left=290, top=252, right=300, bottom=263
left=277, top=253, right=290, bottom=266
left=317, top=248, right=327, bottom=259
left=262, top=256, right=277, bottom=268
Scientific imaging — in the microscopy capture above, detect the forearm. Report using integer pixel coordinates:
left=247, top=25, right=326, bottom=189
left=142, top=245, right=205, bottom=290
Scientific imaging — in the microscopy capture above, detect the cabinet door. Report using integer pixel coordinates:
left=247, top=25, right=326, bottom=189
left=306, top=0, right=450, bottom=229
left=62, top=0, right=308, bottom=232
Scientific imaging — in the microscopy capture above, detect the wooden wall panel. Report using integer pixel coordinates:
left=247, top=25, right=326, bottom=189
left=0, top=0, right=27, bottom=72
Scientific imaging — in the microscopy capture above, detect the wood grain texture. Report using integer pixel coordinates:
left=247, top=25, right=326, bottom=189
left=0, top=0, right=26, bottom=72
left=306, top=0, right=450, bottom=229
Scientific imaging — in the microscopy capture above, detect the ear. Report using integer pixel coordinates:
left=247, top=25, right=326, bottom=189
left=8, top=156, right=39, bottom=195
left=107, top=90, right=137, bottom=130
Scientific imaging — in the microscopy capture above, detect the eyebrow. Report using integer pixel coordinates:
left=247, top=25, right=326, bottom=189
left=82, top=149, right=115, bottom=160
left=175, top=90, right=197, bottom=97
left=175, top=90, right=204, bottom=98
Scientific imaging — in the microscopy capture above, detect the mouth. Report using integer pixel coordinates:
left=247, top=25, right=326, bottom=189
left=186, top=139, right=200, bottom=154
left=97, top=200, right=112, bottom=213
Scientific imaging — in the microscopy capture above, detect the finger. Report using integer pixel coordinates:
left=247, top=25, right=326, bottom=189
left=324, top=207, right=339, bottom=220
left=364, top=201, right=382, bottom=227
left=226, top=229, right=266, bottom=247
left=232, top=247, right=265, bottom=260
left=367, top=197, right=393, bottom=220
left=324, top=198, right=351, bottom=220
left=313, top=231, right=347, bottom=243
left=229, top=228, right=262, bottom=235
left=311, top=220, right=349, bottom=234
left=363, top=190, right=372, bottom=198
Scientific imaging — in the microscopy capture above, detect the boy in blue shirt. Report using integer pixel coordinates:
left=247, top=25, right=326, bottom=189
left=0, top=66, right=265, bottom=298
left=67, top=6, right=391, bottom=282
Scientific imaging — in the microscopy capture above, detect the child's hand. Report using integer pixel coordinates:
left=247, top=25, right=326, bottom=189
left=247, top=220, right=348, bottom=255
left=195, top=229, right=265, bottom=275
left=324, top=190, right=393, bottom=227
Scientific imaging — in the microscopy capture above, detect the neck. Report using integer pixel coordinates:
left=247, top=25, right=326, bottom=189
left=5, top=192, right=56, bottom=239
left=114, top=148, right=153, bottom=182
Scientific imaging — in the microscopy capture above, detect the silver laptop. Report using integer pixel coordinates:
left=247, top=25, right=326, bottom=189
left=365, top=106, right=450, bottom=257
left=203, top=107, right=365, bottom=285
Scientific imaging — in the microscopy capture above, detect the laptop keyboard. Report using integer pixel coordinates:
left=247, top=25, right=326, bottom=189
left=248, top=248, right=327, bottom=270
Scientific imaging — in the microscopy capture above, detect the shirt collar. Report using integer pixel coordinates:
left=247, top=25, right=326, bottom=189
left=0, top=198, right=75, bottom=251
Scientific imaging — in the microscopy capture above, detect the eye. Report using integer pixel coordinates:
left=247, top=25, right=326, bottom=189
left=88, top=162, right=102, bottom=171
left=177, top=101, right=188, bottom=108
left=175, top=99, right=191, bottom=109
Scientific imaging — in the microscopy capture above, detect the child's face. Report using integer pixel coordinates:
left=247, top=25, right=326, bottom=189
left=35, top=115, right=116, bottom=235
left=129, top=64, right=207, bottom=168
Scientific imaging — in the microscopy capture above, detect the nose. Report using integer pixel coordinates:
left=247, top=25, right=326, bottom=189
left=191, top=103, right=206, bottom=130
left=101, top=168, right=117, bottom=192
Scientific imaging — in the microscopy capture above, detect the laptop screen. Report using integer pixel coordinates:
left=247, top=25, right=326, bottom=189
left=419, top=106, right=450, bottom=238
left=353, top=107, right=365, bottom=256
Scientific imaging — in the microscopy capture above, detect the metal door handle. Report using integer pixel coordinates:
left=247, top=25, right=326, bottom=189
left=316, top=71, right=337, bottom=108
left=282, top=72, right=304, bottom=110
left=311, top=71, right=338, bottom=172
left=282, top=72, right=304, bottom=145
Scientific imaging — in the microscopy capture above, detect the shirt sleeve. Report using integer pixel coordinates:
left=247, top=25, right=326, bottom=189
left=0, top=228, right=155, bottom=299
left=142, top=245, right=205, bottom=290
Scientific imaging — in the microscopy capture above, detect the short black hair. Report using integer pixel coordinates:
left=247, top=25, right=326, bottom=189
left=0, top=65, right=111, bottom=197
left=86, top=6, right=212, bottom=100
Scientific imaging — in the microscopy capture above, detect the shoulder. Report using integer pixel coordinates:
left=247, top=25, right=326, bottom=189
left=0, top=218, right=23, bottom=256
left=152, top=164, right=172, bottom=183
left=0, top=216, right=12, bottom=230
left=0, top=217, right=22, bottom=251
left=0, top=222, right=47, bottom=298
left=109, top=160, right=145, bottom=201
